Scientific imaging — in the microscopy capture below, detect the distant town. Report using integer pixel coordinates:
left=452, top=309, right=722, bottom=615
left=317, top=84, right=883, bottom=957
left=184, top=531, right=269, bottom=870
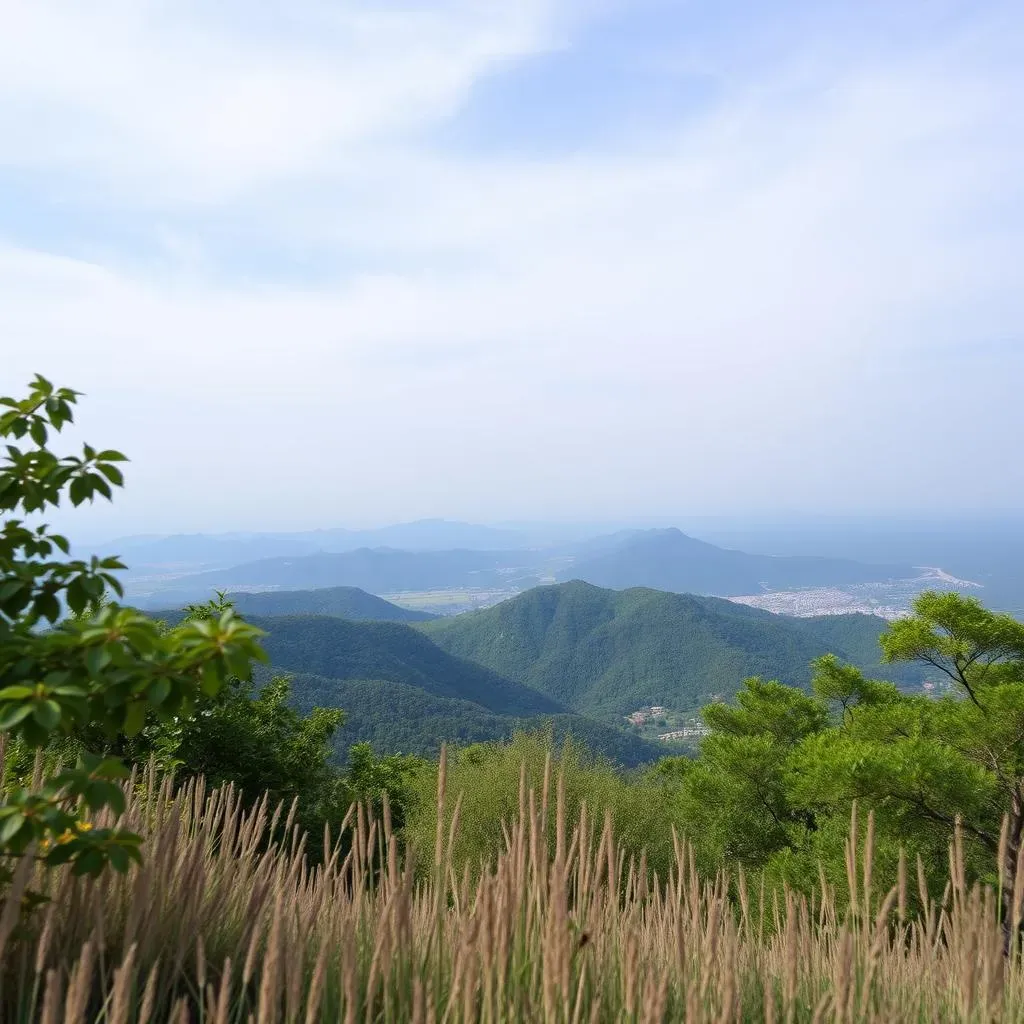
left=626, top=705, right=712, bottom=745
left=728, top=567, right=982, bottom=619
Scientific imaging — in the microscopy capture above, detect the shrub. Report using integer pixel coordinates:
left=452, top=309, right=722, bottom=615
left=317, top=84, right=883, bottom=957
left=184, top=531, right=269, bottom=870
left=0, top=376, right=263, bottom=894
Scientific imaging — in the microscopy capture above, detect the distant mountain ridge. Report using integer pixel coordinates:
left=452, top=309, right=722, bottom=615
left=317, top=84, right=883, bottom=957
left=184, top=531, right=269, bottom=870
left=563, top=528, right=912, bottom=596
left=92, top=519, right=534, bottom=571
left=224, top=587, right=435, bottom=622
left=117, top=524, right=918, bottom=611
left=177, top=548, right=541, bottom=596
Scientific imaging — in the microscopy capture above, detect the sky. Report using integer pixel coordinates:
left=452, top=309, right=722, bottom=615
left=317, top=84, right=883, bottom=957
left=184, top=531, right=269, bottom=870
left=1, top=0, right=1022, bottom=536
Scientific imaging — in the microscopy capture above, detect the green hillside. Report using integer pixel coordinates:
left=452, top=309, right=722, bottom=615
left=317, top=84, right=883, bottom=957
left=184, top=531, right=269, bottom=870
left=226, top=586, right=435, bottom=622
left=421, top=581, right=921, bottom=716
left=249, top=614, right=563, bottom=718
left=282, top=673, right=660, bottom=766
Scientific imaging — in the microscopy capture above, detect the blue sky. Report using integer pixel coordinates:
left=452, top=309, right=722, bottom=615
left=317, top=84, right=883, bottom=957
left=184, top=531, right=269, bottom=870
left=1, top=0, right=1022, bottom=534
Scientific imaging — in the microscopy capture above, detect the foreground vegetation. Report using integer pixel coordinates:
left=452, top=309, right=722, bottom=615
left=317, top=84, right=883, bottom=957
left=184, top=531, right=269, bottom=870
left=2, top=757, right=1023, bottom=1022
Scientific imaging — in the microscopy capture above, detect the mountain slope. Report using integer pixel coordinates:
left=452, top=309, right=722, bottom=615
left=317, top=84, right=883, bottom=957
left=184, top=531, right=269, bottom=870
left=563, top=528, right=911, bottom=596
left=283, top=673, right=661, bottom=766
left=249, top=615, right=563, bottom=718
left=421, top=581, right=919, bottom=716
left=225, top=587, right=435, bottom=622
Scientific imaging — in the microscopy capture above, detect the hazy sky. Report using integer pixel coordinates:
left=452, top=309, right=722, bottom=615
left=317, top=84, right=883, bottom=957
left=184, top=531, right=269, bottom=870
left=1, top=0, right=1022, bottom=535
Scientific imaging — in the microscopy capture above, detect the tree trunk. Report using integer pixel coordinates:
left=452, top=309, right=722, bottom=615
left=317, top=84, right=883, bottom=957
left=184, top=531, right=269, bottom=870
left=1001, top=782, right=1024, bottom=956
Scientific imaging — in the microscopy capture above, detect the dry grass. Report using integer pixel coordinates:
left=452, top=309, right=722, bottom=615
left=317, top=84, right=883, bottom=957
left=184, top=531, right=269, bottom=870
left=2, top=751, right=1023, bottom=1022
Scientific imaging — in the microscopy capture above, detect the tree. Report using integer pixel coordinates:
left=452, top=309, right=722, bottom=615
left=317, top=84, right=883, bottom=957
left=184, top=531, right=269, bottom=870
left=664, top=680, right=828, bottom=871
left=0, top=376, right=264, bottom=888
left=117, top=592, right=347, bottom=842
left=676, top=592, right=1024, bottom=923
left=342, top=741, right=426, bottom=832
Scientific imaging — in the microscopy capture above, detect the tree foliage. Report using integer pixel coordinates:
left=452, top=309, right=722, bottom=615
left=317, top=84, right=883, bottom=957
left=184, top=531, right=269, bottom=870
left=665, top=591, right=1024, bottom=910
left=0, top=376, right=264, bottom=886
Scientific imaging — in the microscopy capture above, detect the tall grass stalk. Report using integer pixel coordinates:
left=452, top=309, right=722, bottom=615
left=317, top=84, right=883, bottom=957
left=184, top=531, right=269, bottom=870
left=2, top=760, right=1022, bottom=1022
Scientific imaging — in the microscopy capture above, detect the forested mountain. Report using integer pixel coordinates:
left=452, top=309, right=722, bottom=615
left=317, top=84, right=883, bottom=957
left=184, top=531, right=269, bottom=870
left=282, top=673, right=661, bottom=766
left=246, top=614, right=659, bottom=765
left=422, top=581, right=922, bottom=716
left=223, top=587, right=435, bottom=622
left=563, top=528, right=911, bottom=595
left=248, top=615, right=562, bottom=717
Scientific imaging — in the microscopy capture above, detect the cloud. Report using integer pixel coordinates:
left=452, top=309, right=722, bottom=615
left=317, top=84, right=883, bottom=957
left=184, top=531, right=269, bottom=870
left=0, top=0, right=559, bottom=200
left=0, top=0, right=1022, bottom=531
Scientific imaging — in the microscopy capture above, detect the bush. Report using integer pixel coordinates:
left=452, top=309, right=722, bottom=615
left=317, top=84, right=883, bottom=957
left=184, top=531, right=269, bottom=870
left=403, top=729, right=678, bottom=880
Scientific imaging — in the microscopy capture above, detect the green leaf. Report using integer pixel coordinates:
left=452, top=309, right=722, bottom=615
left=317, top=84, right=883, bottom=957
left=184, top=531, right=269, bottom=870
left=69, top=476, right=89, bottom=506
left=51, top=686, right=88, bottom=698
left=0, top=812, right=26, bottom=844
left=85, top=646, right=112, bottom=676
left=72, top=848, right=106, bottom=877
left=0, top=685, right=34, bottom=700
left=199, top=662, right=223, bottom=698
left=148, top=677, right=171, bottom=706
left=0, top=703, right=34, bottom=731
left=107, top=844, right=130, bottom=872
left=29, top=418, right=48, bottom=446
left=32, top=700, right=62, bottom=731
left=44, top=844, right=78, bottom=866
left=35, top=591, right=61, bottom=623
left=66, top=576, right=88, bottom=615
left=123, top=700, right=147, bottom=737
left=89, top=474, right=112, bottom=501
left=97, top=464, right=124, bottom=487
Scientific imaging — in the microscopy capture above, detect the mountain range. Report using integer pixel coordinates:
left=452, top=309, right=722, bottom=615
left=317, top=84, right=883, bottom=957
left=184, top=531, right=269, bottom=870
left=171, top=548, right=542, bottom=597
left=203, top=579, right=928, bottom=764
left=121, top=524, right=917, bottom=609
left=91, top=519, right=536, bottom=571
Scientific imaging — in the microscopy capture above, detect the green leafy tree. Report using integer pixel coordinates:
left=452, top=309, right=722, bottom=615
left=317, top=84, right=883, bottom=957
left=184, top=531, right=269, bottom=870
left=796, top=593, right=1024, bottom=903
left=664, top=680, right=828, bottom=871
left=120, top=593, right=347, bottom=838
left=342, top=742, right=426, bottom=831
left=0, top=376, right=264, bottom=887
left=675, top=592, right=1024, bottom=923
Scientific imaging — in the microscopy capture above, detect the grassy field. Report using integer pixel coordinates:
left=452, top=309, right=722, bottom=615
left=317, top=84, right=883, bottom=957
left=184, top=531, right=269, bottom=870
left=2, top=753, right=1023, bottom=1022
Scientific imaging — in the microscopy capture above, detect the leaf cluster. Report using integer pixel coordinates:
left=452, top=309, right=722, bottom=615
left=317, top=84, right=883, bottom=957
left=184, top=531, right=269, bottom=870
left=1, top=376, right=265, bottom=888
